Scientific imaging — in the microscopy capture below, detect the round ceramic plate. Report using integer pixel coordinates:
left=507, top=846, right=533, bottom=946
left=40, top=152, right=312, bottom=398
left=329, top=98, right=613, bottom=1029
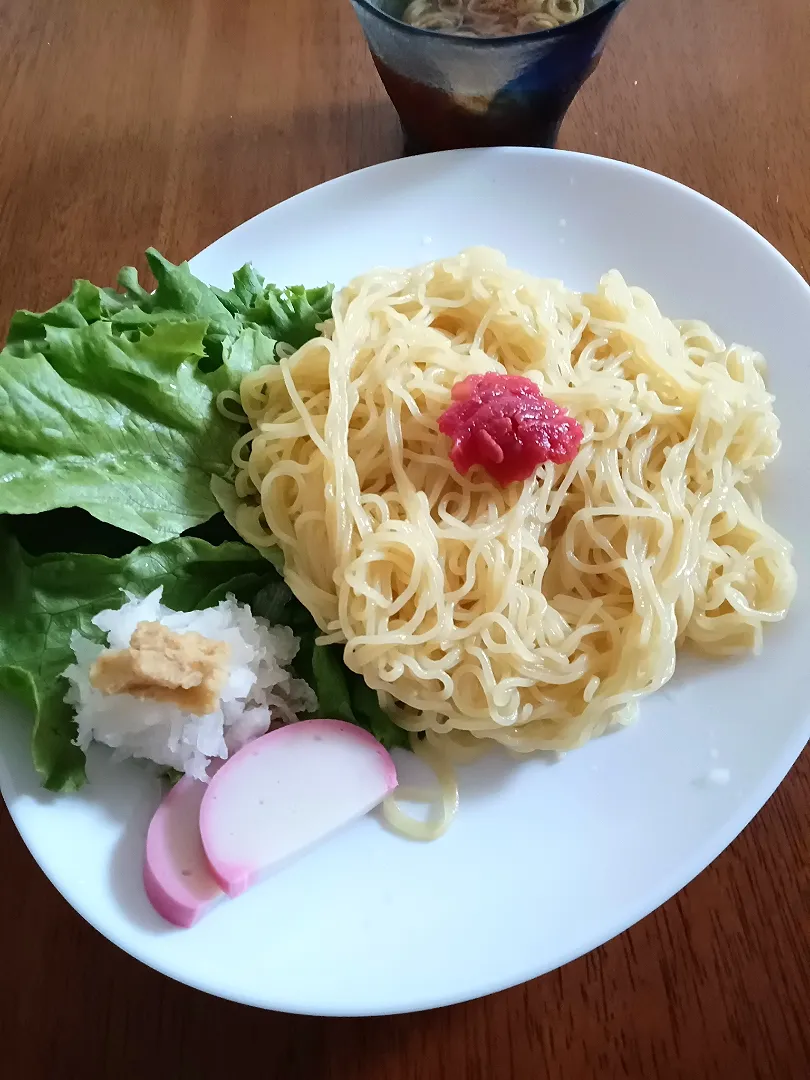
left=1, top=148, right=808, bottom=1016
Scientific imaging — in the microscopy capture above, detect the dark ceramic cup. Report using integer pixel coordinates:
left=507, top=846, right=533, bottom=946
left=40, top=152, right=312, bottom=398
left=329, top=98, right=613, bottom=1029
left=350, top=1, right=629, bottom=153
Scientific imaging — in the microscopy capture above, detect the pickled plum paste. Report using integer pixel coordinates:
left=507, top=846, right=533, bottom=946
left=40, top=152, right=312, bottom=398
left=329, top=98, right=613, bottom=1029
left=438, top=373, right=583, bottom=486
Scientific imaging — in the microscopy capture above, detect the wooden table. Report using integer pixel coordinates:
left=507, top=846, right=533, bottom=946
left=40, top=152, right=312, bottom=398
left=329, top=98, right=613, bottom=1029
left=1, top=0, right=808, bottom=1075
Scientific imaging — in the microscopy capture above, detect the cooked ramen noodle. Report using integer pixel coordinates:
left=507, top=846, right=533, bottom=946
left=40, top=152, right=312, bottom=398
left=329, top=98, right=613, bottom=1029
left=229, top=248, right=795, bottom=833
left=401, top=0, right=586, bottom=37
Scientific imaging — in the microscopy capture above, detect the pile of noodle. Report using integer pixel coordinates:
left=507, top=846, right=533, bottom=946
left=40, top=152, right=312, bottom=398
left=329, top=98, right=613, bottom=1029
left=228, top=248, right=795, bottom=833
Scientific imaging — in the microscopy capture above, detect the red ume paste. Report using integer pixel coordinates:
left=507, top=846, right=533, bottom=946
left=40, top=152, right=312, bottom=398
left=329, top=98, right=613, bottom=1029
left=438, top=373, right=583, bottom=486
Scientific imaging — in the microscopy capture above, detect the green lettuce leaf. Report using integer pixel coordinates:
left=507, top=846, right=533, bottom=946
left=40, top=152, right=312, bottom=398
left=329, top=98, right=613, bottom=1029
left=0, top=318, right=274, bottom=541
left=0, top=532, right=271, bottom=791
left=7, top=279, right=137, bottom=338
left=212, top=268, right=333, bottom=349
left=130, top=249, right=243, bottom=363
left=0, top=250, right=332, bottom=543
left=212, top=264, right=266, bottom=313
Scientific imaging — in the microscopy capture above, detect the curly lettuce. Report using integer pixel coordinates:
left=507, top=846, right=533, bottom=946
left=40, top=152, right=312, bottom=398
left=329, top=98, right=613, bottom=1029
left=0, top=250, right=332, bottom=542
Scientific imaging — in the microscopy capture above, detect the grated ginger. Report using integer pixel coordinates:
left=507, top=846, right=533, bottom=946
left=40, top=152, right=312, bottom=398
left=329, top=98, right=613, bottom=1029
left=89, top=621, right=231, bottom=716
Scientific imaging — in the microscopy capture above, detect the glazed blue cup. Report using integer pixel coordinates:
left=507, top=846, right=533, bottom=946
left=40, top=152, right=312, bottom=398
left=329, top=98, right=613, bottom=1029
left=350, top=1, right=629, bottom=152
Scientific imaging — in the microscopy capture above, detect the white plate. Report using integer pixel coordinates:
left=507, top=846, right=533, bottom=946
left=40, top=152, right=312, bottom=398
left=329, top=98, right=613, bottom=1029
left=1, top=148, right=808, bottom=1016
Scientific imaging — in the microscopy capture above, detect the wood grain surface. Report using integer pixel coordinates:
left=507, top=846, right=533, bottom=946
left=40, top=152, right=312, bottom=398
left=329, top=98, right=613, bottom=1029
left=1, top=0, right=808, bottom=1076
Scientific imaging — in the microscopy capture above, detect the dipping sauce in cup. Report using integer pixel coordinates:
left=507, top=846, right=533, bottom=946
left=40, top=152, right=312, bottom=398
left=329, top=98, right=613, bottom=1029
left=350, top=0, right=629, bottom=152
